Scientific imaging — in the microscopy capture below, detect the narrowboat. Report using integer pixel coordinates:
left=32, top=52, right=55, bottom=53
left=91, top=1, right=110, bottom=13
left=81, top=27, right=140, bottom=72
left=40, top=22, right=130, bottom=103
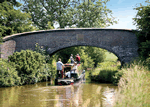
left=55, top=63, right=85, bottom=86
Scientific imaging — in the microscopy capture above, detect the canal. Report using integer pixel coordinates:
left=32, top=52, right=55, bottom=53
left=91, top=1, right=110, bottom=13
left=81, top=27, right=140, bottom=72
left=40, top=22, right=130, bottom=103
left=0, top=82, right=117, bottom=107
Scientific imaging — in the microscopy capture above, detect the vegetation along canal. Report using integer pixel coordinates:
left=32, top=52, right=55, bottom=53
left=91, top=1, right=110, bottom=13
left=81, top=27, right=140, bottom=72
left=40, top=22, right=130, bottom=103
left=0, top=82, right=117, bottom=107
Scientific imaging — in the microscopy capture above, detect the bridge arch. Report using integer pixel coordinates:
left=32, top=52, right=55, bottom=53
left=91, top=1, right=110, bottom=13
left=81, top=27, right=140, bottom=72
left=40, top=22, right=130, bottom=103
left=0, top=28, right=139, bottom=65
left=49, top=45, right=121, bottom=61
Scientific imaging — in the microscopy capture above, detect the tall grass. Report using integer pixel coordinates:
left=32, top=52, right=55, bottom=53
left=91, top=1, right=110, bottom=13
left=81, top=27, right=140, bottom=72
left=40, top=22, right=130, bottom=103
left=114, top=62, right=150, bottom=107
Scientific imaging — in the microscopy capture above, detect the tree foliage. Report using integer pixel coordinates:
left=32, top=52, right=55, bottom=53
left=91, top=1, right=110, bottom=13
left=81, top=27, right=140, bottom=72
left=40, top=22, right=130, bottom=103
left=85, top=46, right=106, bottom=67
left=55, top=46, right=80, bottom=63
left=0, top=1, right=35, bottom=37
left=22, top=0, right=75, bottom=29
left=74, top=0, right=117, bottom=28
left=22, top=0, right=117, bottom=29
left=133, top=0, right=150, bottom=58
left=79, top=48, right=94, bottom=69
left=0, top=0, right=19, bottom=6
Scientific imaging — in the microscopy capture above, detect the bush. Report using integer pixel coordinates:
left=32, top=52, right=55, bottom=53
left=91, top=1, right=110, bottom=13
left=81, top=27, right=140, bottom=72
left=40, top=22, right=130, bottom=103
left=146, top=55, right=150, bottom=70
left=112, top=70, right=124, bottom=85
left=34, top=43, right=57, bottom=84
left=91, top=69, right=118, bottom=83
left=78, top=63, right=84, bottom=75
left=8, top=50, right=46, bottom=75
left=8, top=50, right=46, bottom=84
left=139, top=41, right=150, bottom=59
left=35, top=43, right=50, bottom=62
left=0, top=59, right=20, bottom=87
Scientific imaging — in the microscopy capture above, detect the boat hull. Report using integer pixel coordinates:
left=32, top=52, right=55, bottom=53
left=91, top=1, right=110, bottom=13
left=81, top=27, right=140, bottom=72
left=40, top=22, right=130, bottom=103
left=55, top=73, right=85, bottom=86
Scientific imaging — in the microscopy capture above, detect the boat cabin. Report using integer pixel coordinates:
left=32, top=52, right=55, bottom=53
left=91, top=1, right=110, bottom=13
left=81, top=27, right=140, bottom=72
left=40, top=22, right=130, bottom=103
left=55, top=63, right=82, bottom=85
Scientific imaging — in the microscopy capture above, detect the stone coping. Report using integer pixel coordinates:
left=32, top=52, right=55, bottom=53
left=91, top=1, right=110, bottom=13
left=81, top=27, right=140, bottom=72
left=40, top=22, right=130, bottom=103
left=3, top=28, right=139, bottom=41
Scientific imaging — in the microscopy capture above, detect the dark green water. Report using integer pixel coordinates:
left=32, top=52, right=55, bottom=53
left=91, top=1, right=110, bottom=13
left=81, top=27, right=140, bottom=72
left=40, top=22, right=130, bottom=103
left=0, top=82, right=117, bottom=107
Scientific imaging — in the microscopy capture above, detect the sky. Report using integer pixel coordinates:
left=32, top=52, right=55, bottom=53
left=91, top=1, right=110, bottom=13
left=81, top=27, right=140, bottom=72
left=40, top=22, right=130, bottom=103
left=17, top=0, right=147, bottom=30
left=106, top=0, right=146, bottom=30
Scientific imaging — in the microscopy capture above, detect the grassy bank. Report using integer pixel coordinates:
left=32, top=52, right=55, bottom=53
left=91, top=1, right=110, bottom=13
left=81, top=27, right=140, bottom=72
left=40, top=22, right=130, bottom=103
left=85, top=51, right=121, bottom=83
left=86, top=61, right=121, bottom=83
left=114, top=62, right=150, bottom=106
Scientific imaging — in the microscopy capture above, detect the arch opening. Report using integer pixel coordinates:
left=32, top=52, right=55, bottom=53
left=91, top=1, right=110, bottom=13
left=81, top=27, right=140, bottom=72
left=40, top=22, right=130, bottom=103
left=48, top=45, right=121, bottom=67
left=48, top=45, right=121, bottom=65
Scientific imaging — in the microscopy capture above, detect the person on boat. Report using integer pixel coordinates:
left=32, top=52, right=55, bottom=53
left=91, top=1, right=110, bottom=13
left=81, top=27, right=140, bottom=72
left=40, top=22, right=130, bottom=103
left=65, top=71, right=72, bottom=78
left=65, top=70, right=77, bottom=78
left=56, top=58, right=65, bottom=78
left=65, top=62, right=78, bottom=78
left=75, top=54, right=80, bottom=64
left=72, top=62, right=78, bottom=73
left=70, top=54, right=74, bottom=64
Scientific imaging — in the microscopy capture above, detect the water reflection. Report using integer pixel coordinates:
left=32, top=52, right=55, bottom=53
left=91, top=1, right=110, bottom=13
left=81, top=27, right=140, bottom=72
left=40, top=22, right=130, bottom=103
left=0, top=82, right=117, bottom=107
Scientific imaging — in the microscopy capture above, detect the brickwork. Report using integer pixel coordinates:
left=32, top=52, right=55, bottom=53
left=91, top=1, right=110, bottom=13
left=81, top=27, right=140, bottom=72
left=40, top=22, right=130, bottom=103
left=0, top=28, right=139, bottom=65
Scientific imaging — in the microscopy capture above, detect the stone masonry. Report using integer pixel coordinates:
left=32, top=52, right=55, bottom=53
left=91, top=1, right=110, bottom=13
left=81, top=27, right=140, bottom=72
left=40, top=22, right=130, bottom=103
left=0, top=28, right=139, bottom=65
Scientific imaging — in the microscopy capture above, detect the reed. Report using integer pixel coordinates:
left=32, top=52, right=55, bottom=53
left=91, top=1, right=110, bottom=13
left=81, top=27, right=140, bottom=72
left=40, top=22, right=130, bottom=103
left=114, top=62, right=150, bottom=107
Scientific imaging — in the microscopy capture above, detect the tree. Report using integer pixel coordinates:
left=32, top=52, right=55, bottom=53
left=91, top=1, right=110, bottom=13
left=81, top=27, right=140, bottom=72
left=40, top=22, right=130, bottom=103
left=85, top=46, right=106, bottom=67
left=74, top=0, right=117, bottom=28
left=22, top=0, right=117, bottom=29
left=55, top=46, right=81, bottom=63
left=0, top=0, right=18, bottom=5
left=22, top=0, right=75, bottom=29
left=79, top=48, right=94, bottom=69
left=133, top=0, right=150, bottom=58
left=0, top=1, right=35, bottom=37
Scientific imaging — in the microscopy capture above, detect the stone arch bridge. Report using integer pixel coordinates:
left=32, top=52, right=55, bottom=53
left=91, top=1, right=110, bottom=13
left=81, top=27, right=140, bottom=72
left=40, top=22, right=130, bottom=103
left=0, top=28, right=139, bottom=65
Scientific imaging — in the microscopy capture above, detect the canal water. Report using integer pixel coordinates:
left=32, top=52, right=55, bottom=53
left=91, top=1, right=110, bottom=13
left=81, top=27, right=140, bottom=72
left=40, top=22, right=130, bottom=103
left=0, top=82, right=117, bottom=107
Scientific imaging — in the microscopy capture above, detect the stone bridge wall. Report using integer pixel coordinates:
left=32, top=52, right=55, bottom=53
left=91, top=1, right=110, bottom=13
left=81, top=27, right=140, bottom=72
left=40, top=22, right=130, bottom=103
left=0, top=28, right=139, bottom=65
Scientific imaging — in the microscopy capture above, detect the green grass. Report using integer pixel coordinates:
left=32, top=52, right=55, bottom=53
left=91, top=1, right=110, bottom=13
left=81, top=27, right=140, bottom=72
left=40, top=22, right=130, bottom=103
left=85, top=51, right=121, bottom=83
left=86, top=61, right=121, bottom=83
left=104, top=52, right=118, bottom=61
